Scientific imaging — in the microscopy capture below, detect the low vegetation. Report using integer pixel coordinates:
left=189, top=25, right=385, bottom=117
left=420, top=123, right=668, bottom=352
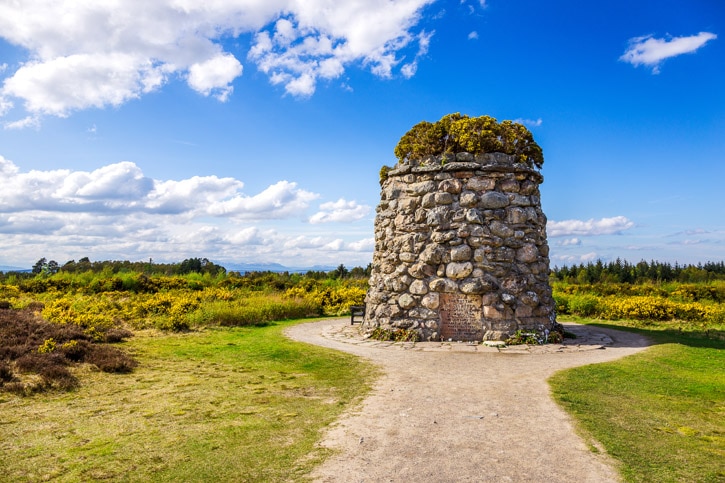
left=368, top=326, right=421, bottom=342
left=0, top=264, right=368, bottom=337
left=1, top=256, right=724, bottom=481
left=551, top=260, right=725, bottom=340
left=0, top=307, right=136, bottom=394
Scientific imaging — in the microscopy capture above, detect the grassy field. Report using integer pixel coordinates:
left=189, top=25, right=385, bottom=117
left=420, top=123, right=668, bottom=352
left=550, top=318, right=725, bottom=483
left=0, top=319, right=377, bottom=482
left=3, top=266, right=724, bottom=482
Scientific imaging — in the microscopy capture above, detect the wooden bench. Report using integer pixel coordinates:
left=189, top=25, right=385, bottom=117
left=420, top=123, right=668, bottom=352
left=350, top=305, right=365, bottom=325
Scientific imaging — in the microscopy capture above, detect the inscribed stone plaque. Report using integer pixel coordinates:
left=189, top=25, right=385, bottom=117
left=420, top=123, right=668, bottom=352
left=439, top=294, right=483, bottom=341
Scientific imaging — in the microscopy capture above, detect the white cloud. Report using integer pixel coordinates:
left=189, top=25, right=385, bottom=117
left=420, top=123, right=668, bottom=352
left=580, top=252, right=598, bottom=262
left=2, top=53, right=168, bottom=117
left=670, top=228, right=710, bottom=237
left=461, top=0, right=486, bottom=13
left=3, top=116, right=40, bottom=130
left=208, top=181, right=319, bottom=219
left=348, top=237, right=375, bottom=252
left=557, top=238, right=582, bottom=246
left=513, top=117, right=542, bottom=127
left=284, top=236, right=330, bottom=250
left=552, top=252, right=598, bottom=264
left=0, top=157, right=318, bottom=220
left=187, top=54, right=243, bottom=101
left=468, top=31, right=478, bottom=40
left=309, top=198, right=371, bottom=224
left=0, top=0, right=435, bottom=121
left=0, top=156, right=376, bottom=267
left=620, top=32, right=717, bottom=74
left=325, top=239, right=345, bottom=251
left=224, top=227, right=268, bottom=245
left=400, top=62, right=418, bottom=78
left=547, top=216, right=634, bottom=237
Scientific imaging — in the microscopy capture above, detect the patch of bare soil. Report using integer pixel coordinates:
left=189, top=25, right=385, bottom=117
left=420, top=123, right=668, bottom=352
left=287, top=319, right=650, bottom=482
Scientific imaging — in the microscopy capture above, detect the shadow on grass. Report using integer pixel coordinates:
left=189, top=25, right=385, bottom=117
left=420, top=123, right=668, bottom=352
left=562, top=317, right=725, bottom=350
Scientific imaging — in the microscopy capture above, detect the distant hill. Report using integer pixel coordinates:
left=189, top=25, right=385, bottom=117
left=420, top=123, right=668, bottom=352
left=0, top=265, right=30, bottom=273
left=223, top=262, right=337, bottom=273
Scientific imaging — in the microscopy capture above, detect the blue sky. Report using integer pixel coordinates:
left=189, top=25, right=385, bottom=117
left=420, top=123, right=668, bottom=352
left=0, top=0, right=722, bottom=269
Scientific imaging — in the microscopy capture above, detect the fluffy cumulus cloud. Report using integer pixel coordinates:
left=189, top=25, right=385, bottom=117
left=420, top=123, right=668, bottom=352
left=0, top=0, right=435, bottom=123
left=309, top=198, right=370, bottom=224
left=547, top=216, right=634, bottom=237
left=0, top=156, right=319, bottom=218
left=620, top=32, right=717, bottom=74
left=0, top=156, right=373, bottom=266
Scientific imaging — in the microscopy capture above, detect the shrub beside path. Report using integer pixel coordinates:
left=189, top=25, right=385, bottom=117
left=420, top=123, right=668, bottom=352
left=286, top=319, right=651, bottom=482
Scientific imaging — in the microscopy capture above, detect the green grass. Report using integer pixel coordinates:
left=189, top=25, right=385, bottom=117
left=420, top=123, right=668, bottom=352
left=549, top=318, right=725, bottom=482
left=0, top=319, right=377, bottom=482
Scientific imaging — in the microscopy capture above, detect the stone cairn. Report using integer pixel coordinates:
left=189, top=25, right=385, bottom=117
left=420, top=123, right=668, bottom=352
left=363, top=151, right=557, bottom=342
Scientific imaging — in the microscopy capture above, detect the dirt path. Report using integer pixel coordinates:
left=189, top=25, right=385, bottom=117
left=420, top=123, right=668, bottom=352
left=286, top=319, right=651, bottom=483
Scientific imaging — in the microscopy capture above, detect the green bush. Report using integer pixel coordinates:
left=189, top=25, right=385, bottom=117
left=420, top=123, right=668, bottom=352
left=393, top=113, right=544, bottom=169
left=553, top=293, right=570, bottom=314
left=568, top=294, right=600, bottom=317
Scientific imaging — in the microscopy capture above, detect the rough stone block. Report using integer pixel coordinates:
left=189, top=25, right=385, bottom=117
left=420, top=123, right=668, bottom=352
left=466, top=177, right=495, bottom=192
left=451, top=245, right=472, bottom=262
left=435, top=192, right=454, bottom=205
left=445, top=262, right=473, bottom=279
left=459, top=191, right=478, bottom=207
left=409, top=279, right=428, bottom=295
left=398, top=293, right=416, bottom=309
left=479, top=191, right=510, bottom=209
left=429, top=278, right=458, bottom=293
left=438, top=178, right=463, bottom=193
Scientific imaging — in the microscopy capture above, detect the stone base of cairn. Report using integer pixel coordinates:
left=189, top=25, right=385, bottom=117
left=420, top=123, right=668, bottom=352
left=364, top=152, right=557, bottom=342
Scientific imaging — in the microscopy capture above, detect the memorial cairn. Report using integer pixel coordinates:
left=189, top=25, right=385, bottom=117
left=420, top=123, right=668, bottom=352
left=363, top=113, right=559, bottom=343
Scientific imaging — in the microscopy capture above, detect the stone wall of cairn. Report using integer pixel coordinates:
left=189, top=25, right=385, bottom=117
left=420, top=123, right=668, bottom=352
left=363, top=152, right=556, bottom=342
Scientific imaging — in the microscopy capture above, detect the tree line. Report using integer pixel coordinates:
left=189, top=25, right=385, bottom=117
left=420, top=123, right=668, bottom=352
left=29, top=257, right=226, bottom=277
left=552, top=259, right=725, bottom=284
left=16, top=258, right=372, bottom=282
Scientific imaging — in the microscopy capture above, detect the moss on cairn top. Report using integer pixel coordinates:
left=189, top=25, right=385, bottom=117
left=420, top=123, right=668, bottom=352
left=393, top=113, right=544, bottom=170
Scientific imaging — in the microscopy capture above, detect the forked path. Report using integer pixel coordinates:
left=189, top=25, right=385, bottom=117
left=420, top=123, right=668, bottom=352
left=286, top=319, right=651, bottom=483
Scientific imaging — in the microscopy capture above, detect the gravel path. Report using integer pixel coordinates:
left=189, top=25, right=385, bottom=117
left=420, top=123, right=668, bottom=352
left=286, top=319, right=651, bottom=482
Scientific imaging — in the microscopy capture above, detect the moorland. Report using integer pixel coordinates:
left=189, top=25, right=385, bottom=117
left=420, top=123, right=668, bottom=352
left=0, top=257, right=723, bottom=482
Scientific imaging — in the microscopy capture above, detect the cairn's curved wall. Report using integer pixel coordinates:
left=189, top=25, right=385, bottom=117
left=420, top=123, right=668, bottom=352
left=364, top=152, right=556, bottom=341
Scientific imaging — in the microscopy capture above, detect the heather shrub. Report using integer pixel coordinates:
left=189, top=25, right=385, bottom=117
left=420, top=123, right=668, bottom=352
left=0, top=307, right=137, bottom=394
left=86, top=345, right=138, bottom=373
left=104, top=328, right=133, bottom=343
left=0, top=361, right=15, bottom=383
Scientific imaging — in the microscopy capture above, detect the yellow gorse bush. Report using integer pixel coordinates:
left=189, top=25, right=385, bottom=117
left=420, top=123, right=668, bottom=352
left=555, top=291, right=721, bottom=324
left=284, top=283, right=366, bottom=316
left=42, top=296, right=115, bottom=331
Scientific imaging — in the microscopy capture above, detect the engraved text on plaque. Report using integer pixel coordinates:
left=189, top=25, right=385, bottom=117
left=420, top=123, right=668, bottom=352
left=439, top=294, right=483, bottom=341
